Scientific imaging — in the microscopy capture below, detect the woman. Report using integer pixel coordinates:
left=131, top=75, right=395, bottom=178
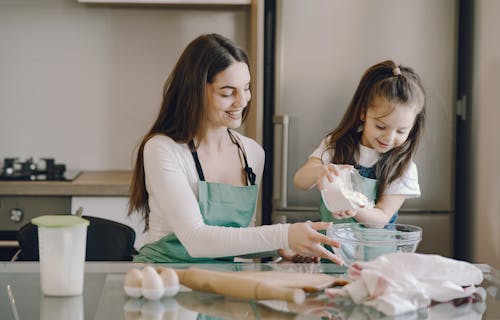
left=129, top=33, right=341, bottom=264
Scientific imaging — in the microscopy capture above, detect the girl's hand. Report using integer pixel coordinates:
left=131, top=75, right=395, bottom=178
left=332, top=209, right=358, bottom=220
left=316, top=164, right=353, bottom=191
left=287, top=221, right=343, bottom=265
left=294, top=156, right=353, bottom=191
left=277, top=249, right=320, bottom=263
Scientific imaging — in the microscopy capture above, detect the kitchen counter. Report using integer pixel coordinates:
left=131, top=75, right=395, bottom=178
left=0, top=171, right=131, bottom=196
left=0, top=262, right=498, bottom=319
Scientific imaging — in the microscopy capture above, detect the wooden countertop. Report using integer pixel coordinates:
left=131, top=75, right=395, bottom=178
left=0, top=171, right=131, bottom=196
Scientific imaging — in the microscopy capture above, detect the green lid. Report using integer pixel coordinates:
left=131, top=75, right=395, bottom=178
left=32, top=215, right=90, bottom=228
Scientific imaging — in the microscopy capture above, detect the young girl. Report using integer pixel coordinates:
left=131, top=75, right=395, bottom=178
left=294, top=60, right=425, bottom=225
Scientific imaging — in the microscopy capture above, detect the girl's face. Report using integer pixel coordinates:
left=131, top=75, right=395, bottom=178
left=205, top=61, right=251, bottom=130
left=360, top=95, right=418, bottom=153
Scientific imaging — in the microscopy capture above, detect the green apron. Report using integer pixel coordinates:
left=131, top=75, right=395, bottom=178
left=134, top=131, right=258, bottom=263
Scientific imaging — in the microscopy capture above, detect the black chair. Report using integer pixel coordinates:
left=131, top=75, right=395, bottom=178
left=13, top=215, right=137, bottom=261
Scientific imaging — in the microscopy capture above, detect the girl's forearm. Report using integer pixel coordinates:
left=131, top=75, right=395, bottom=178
left=352, top=207, right=392, bottom=225
left=294, top=158, right=324, bottom=190
left=352, top=195, right=406, bottom=225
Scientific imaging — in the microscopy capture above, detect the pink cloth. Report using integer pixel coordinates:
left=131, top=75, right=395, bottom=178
left=325, top=253, right=483, bottom=315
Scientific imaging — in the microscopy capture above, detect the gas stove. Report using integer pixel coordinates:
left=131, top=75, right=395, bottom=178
left=0, top=158, right=80, bottom=181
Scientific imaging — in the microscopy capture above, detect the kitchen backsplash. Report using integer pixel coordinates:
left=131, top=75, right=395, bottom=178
left=0, top=0, right=248, bottom=170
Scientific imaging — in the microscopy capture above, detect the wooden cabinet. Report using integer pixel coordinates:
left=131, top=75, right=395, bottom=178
left=0, top=171, right=136, bottom=259
left=78, top=0, right=251, bottom=4
left=74, top=0, right=265, bottom=145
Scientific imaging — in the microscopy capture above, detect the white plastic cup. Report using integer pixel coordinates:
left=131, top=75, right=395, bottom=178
left=40, top=295, right=84, bottom=320
left=32, top=215, right=90, bottom=296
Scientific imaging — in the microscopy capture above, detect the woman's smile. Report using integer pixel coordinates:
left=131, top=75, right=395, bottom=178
left=225, top=109, right=244, bottom=119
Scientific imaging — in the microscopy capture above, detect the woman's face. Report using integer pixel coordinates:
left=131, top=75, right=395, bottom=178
left=205, top=61, right=251, bottom=130
left=360, top=95, right=417, bottom=153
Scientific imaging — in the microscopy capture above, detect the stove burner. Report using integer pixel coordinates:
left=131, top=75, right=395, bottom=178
left=0, top=158, right=80, bottom=181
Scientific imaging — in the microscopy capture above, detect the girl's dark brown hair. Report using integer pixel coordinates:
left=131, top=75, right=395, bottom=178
left=324, top=60, right=425, bottom=198
left=128, top=33, right=250, bottom=231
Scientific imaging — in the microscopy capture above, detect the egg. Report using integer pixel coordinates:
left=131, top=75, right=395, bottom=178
left=124, top=268, right=143, bottom=298
left=141, top=266, right=164, bottom=300
left=157, top=267, right=180, bottom=297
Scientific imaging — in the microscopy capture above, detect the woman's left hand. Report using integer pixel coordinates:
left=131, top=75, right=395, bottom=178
left=288, top=221, right=343, bottom=264
left=277, top=249, right=320, bottom=263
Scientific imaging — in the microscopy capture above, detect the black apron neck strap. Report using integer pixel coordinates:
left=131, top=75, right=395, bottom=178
left=227, top=130, right=256, bottom=185
left=188, top=140, right=206, bottom=181
left=188, top=130, right=256, bottom=185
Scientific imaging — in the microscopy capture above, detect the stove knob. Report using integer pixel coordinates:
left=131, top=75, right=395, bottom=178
left=10, top=208, right=24, bottom=223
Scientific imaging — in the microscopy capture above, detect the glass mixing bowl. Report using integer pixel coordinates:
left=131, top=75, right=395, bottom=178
left=326, top=223, right=422, bottom=266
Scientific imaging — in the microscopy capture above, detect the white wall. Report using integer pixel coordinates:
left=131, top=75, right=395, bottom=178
left=0, top=0, right=249, bottom=170
left=473, top=0, right=500, bottom=268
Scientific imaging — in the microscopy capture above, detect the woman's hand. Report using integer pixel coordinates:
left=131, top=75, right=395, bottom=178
left=277, top=249, right=320, bottom=263
left=287, top=221, right=343, bottom=265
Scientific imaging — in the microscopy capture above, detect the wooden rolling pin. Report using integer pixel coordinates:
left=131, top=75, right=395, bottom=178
left=175, top=268, right=306, bottom=305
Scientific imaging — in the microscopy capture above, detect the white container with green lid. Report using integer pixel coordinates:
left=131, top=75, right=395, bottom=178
left=33, top=215, right=90, bottom=296
left=32, top=215, right=89, bottom=228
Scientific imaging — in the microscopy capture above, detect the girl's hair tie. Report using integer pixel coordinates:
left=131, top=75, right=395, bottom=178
left=392, top=66, right=401, bottom=76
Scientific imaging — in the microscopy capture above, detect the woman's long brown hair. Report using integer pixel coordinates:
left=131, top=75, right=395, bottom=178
left=324, top=60, right=425, bottom=199
left=128, top=34, right=250, bottom=231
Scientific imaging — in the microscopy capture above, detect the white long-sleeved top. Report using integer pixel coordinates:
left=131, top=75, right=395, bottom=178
left=143, top=133, right=290, bottom=258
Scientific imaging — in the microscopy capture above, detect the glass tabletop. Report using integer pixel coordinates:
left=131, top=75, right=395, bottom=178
left=0, top=262, right=498, bottom=319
